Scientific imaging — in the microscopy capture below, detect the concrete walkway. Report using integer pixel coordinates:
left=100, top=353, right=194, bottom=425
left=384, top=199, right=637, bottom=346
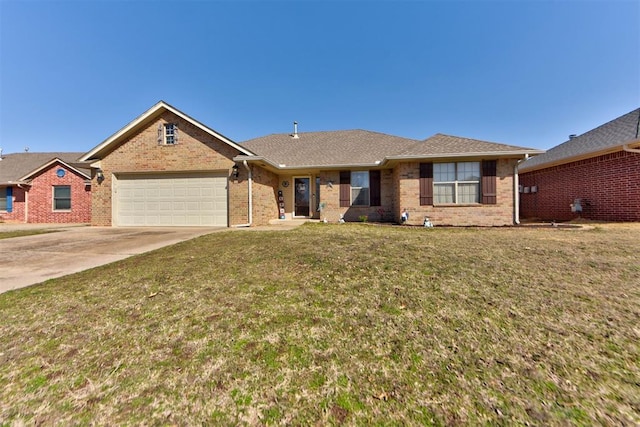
left=0, top=221, right=307, bottom=294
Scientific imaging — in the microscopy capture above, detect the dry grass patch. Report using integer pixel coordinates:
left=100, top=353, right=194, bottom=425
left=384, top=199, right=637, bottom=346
left=1, top=223, right=639, bottom=425
left=0, top=229, right=59, bottom=240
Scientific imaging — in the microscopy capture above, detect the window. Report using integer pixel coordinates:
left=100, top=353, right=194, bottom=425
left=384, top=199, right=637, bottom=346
left=158, top=123, right=179, bottom=145
left=53, top=186, right=71, bottom=210
left=165, top=123, right=176, bottom=144
left=0, top=188, right=7, bottom=211
left=433, top=162, right=480, bottom=204
left=351, top=171, right=370, bottom=206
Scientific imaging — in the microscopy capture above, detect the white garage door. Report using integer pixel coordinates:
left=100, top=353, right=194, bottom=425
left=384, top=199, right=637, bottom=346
left=115, top=174, right=228, bottom=226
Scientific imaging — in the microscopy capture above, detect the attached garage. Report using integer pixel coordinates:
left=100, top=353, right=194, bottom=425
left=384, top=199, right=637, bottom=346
left=114, top=173, right=228, bottom=226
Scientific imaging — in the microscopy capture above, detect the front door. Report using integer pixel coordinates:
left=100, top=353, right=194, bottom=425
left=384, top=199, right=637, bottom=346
left=294, top=177, right=310, bottom=217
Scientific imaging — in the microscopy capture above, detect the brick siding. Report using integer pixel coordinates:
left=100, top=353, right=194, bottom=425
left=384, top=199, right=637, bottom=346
left=93, top=110, right=279, bottom=227
left=0, top=186, right=26, bottom=222
left=315, top=170, right=397, bottom=223
left=392, top=159, right=517, bottom=226
left=228, top=165, right=279, bottom=226
left=0, top=165, right=90, bottom=224
left=520, top=150, right=640, bottom=222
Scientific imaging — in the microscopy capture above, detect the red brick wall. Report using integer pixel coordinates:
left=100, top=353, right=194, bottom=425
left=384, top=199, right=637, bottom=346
left=92, top=111, right=242, bottom=226
left=27, top=164, right=91, bottom=223
left=520, top=150, right=640, bottom=222
left=0, top=186, right=27, bottom=223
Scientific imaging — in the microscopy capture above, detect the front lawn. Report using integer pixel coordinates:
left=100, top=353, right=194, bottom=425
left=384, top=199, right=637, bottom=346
left=1, top=223, right=638, bottom=425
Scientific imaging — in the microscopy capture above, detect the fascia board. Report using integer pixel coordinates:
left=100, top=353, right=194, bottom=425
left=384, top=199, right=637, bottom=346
left=385, top=150, right=545, bottom=162
left=19, top=158, right=91, bottom=181
left=0, top=181, right=29, bottom=186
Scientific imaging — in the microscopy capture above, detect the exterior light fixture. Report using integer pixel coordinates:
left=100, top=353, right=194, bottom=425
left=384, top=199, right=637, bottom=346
left=96, top=169, right=105, bottom=184
left=232, top=164, right=240, bottom=180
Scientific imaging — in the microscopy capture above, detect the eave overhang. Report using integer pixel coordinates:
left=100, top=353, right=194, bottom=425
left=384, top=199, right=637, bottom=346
left=519, top=140, right=640, bottom=173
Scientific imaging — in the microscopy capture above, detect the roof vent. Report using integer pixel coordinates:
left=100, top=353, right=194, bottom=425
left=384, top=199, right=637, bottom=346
left=291, top=121, right=299, bottom=139
left=568, top=134, right=577, bottom=140
left=0, top=147, right=3, bottom=160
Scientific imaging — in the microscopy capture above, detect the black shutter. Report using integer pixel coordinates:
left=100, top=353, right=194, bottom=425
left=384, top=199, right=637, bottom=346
left=482, top=160, right=497, bottom=204
left=419, top=163, right=433, bottom=206
left=369, top=170, right=381, bottom=206
left=339, top=171, right=350, bottom=207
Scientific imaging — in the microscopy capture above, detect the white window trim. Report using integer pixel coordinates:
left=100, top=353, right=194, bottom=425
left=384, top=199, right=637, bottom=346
left=351, top=171, right=370, bottom=207
left=164, top=123, right=176, bottom=145
left=158, top=123, right=178, bottom=145
left=433, top=162, right=480, bottom=205
left=52, top=185, right=72, bottom=211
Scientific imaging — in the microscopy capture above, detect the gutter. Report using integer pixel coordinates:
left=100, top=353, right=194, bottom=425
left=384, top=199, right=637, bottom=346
left=623, top=144, right=640, bottom=154
left=233, top=160, right=253, bottom=227
left=514, top=154, right=529, bottom=225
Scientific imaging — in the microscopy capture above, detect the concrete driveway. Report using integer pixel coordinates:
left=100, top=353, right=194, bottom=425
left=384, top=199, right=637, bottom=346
left=0, top=225, right=222, bottom=293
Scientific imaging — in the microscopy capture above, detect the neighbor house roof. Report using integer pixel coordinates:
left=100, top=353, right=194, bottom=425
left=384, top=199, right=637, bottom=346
left=80, top=100, right=254, bottom=162
left=239, top=130, right=542, bottom=169
left=0, top=152, right=89, bottom=185
left=240, top=129, right=418, bottom=168
left=520, top=108, right=640, bottom=172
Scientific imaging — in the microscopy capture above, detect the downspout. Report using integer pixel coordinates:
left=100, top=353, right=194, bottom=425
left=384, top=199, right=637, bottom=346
left=233, top=160, right=253, bottom=227
left=514, top=154, right=529, bottom=225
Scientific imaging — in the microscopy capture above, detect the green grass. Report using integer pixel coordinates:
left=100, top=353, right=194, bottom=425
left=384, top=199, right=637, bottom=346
left=0, top=229, right=59, bottom=240
left=1, top=223, right=639, bottom=425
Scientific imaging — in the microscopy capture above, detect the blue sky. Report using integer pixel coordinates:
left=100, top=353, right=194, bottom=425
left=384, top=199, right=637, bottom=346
left=0, top=0, right=638, bottom=155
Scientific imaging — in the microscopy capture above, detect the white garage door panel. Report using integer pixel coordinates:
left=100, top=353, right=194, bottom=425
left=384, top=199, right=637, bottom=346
left=116, top=174, right=227, bottom=226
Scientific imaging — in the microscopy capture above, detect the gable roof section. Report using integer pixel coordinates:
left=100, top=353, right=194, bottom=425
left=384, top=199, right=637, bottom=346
left=0, top=152, right=88, bottom=185
left=240, top=129, right=418, bottom=168
left=20, top=157, right=91, bottom=182
left=395, top=133, right=543, bottom=159
left=520, top=108, right=640, bottom=172
left=80, top=101, right=254, bottom=162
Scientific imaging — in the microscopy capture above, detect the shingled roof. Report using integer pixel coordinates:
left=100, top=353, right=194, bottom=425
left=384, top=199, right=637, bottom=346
left=0, top=152, right=89, bottom=185
left=241, top=130, right=418, bottom=167
left=520, top=108, right=640, bottom=172
left=240, top=130, right=541, bottom=168
left=398, top=133, right=542, bottom=158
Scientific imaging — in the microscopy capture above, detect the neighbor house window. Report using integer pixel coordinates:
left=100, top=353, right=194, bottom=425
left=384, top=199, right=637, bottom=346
left=351, top=171, right=370, bottom=206
left=433, top=162, right=480, bottom=204
left=53, top=186, right=71, bottom=210
left=158, top=123, right=179, bottom=145
left=0, top=188, right=7, bottom=211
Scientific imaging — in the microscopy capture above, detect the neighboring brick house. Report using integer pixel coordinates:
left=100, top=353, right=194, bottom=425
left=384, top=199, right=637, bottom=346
left=81, top=101, right=542, bottom=227
left=519, top=108, right=640, bottom=222
left=0, top=152, right=91, bottom=223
